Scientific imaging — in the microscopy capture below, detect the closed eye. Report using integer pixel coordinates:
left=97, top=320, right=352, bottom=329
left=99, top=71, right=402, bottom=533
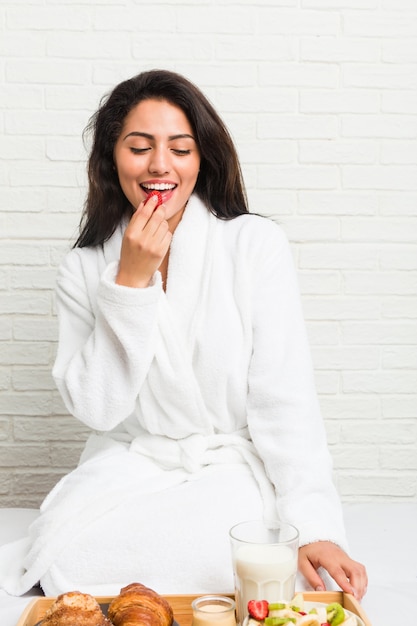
left=130, top=147, right=150, bottom=154
left=172, top=149, right=191, bottom=155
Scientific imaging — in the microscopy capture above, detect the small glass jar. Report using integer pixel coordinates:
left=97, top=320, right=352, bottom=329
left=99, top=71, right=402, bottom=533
left=191, top=595, right=236, bottom=626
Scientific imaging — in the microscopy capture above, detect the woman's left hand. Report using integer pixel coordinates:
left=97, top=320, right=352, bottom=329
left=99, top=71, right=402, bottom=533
left=298, top=541, right=368, bottom=600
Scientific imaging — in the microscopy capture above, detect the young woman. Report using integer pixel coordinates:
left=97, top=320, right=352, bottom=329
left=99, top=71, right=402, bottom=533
left=0, top=69, right=367, bottom=599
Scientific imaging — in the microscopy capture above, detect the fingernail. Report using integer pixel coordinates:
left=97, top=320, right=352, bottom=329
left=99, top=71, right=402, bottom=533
left=315, top=585, right=325, bottom=592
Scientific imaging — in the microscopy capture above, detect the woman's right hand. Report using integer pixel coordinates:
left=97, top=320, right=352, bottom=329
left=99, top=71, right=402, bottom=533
left=116, top=194, right=172, bottom=288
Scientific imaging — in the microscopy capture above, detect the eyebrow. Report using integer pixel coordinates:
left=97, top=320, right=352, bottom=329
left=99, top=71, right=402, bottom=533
left=122, top=131, right=195, bottom=141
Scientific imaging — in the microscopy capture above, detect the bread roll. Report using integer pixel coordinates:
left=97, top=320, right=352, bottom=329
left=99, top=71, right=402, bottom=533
left=41, top=590, right=111, bottom=625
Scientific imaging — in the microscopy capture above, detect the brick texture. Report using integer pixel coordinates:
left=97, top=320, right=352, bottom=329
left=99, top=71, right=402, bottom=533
left=0, top=0, right=416, bottom=506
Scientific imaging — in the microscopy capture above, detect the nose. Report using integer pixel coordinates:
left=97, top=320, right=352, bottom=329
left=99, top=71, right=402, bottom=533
left=149, top=146, right=170, bottom=175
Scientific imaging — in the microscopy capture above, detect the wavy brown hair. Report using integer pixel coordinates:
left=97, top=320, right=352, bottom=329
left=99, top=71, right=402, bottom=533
left=74, top=69, right=249, bottom=248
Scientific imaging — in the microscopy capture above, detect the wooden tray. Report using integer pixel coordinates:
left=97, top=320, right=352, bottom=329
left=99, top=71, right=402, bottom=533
left=15, top=591, right=371, bottom=626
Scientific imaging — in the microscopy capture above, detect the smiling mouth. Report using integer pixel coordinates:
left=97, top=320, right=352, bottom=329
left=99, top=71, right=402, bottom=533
left=141, top=183, right=177, bottom=193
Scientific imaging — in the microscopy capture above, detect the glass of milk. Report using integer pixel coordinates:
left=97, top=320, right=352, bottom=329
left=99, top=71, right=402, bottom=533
left=229, top=520, right=299, bottom=625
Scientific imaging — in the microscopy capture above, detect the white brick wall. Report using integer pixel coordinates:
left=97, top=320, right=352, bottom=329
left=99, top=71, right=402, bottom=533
left=1, top=0, right=416, bottom=507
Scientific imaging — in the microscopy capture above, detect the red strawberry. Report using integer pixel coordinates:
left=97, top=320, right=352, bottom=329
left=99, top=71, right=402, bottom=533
left=146, top=190, right=163, bottom=209
left=247, top=600, right=269, bottom=621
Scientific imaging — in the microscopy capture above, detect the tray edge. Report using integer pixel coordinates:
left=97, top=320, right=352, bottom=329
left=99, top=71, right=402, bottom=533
left=15, top=591, right=372, bottom=626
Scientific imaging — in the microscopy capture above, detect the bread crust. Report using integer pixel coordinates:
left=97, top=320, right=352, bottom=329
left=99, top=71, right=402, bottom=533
left=41, top=590, right=112, bottom=626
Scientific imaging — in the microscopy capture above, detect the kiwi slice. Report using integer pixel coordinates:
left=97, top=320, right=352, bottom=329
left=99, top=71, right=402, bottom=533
left=326, top=602, right=345, bottom=626
left=268, top=603, right=286, bottom=611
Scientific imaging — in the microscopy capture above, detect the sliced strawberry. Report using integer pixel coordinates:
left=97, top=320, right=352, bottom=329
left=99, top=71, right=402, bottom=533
left=145, top=190, right=163, bottom=209
left=247, top=600, right=269, bottom=621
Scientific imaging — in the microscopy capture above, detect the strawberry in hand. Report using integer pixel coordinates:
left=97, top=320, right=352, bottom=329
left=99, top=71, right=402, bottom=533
left=145, top=190, right=163, bottom=209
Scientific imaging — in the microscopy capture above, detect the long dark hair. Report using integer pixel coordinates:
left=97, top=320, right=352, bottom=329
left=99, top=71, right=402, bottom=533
left=74, top=69, right=249, bottom=248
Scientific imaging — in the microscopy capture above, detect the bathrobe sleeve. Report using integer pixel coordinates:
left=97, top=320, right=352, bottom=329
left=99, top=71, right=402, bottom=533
left=52, top=247, right=163, bottom=431
left=246, top=221, right=348, bottom=549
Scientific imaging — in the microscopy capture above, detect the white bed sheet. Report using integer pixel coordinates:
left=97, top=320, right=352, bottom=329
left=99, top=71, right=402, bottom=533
left=1, top=503, right=416, bottom=626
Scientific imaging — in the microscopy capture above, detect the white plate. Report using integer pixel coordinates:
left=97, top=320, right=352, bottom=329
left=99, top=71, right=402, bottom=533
left=303, top=601, right=365, bottom=626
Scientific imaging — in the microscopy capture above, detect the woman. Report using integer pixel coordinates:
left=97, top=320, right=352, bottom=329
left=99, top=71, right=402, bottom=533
left=0, top=69, right=367, bottom=599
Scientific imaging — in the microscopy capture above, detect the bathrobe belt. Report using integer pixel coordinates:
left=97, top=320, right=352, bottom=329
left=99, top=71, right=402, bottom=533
left=129, top=428, right=279, bottom=524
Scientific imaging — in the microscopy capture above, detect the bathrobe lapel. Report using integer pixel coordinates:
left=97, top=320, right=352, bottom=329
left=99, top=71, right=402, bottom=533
left=135, top=195, right=218, bottom=438
left=166, top=194, right=217, bottom=347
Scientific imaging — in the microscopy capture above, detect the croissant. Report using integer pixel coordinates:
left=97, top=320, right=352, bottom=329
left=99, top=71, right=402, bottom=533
left=41, top=590, right=112, bottom=626
left=108, top=582, right=174, bottom=626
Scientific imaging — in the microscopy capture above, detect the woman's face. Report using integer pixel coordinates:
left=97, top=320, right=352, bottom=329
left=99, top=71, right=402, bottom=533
left=113, top=98, right=200, bottom=223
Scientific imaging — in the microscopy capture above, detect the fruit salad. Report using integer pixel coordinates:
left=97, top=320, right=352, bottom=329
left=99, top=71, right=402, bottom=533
left=243, top=595, right=357, bottom=626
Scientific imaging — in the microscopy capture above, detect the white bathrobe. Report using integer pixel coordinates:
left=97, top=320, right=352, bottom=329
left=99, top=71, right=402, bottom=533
left=0, top=195, right=347, bottom=597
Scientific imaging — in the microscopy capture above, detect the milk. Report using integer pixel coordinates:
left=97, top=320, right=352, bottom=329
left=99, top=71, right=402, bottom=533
left=234, top=543, right=297, bottom=623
